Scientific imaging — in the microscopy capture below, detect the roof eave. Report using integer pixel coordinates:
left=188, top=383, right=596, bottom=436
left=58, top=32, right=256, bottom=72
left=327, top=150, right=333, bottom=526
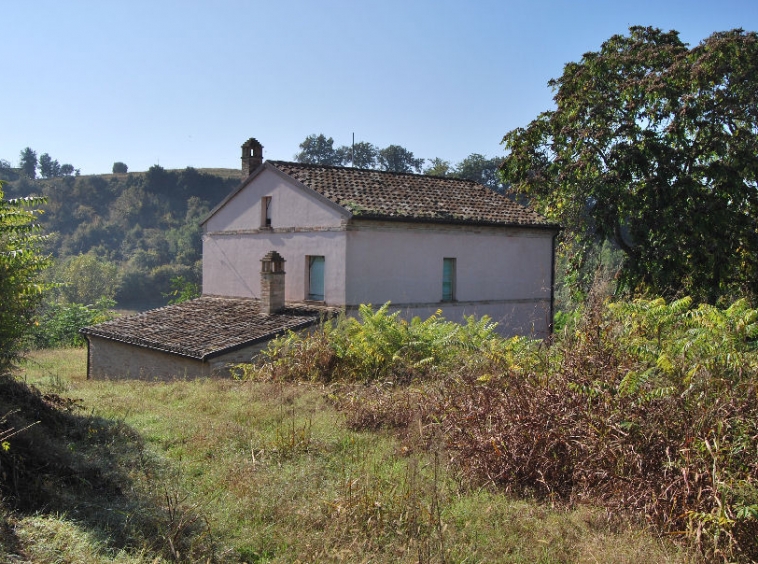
left=347, top=214, right=561, bottom=231
left=200, top=317, right=321, bottom=360
left=81, top=315, right=323, bottom=361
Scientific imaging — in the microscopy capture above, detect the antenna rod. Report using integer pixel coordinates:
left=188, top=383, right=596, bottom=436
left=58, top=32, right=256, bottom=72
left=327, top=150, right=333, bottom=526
left=352, top=132, right=355, bottom=167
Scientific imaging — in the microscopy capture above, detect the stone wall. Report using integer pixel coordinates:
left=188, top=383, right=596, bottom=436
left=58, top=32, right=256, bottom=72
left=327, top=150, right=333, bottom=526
left=85, top=336, right=267, bottom=380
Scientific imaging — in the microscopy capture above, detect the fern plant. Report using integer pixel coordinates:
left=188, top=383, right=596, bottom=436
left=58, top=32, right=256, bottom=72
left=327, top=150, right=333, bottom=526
left=254, top=302, right=506, bottom=383
left=608, top=297, right=758, bottom=399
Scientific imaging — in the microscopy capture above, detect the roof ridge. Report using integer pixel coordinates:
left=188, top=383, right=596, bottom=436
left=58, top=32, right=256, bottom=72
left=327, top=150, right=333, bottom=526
left=268, top=160, right=477, bottom=182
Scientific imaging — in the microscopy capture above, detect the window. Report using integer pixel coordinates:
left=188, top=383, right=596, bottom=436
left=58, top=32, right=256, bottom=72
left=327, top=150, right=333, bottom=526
left=307, top=256, right=325, bottom=301
left=442, top=258, right=456, bottom=301
left=261, top=196, right=272, bottom=228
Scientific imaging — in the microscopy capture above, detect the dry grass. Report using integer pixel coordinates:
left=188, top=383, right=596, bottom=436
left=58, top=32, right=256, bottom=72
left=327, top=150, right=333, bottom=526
left=0, top=347, right=694, bottom=563
left=262, top=298, right=758, bottom=562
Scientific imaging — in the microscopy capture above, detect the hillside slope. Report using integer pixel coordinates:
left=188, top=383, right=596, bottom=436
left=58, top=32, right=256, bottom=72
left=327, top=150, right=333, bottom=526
left=4, top=167, right=240, bottom=307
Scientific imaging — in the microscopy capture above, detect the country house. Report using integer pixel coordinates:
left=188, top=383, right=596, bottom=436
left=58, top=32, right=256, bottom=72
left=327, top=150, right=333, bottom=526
left=81, top=138, right=558, bottom=379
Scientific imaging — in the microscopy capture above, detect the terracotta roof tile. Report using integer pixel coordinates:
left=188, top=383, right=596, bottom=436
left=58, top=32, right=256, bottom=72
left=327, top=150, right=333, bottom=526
left=80, top=297, right=335, bottom=360
left=268, top=161, right=555, bottom=228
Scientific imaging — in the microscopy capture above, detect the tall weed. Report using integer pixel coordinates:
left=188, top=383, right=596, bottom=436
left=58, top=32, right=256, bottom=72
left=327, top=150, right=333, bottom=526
left=260, top=297, right=758, bottom=561
left=435, top=296, right=758, bottom=562
left=252, top=303, right=501, bottom=383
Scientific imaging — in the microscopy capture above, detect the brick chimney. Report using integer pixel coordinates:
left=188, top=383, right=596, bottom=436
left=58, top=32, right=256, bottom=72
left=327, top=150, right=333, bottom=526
left=241, top=138, right=264, bottom=177
left=260, top=250, right=285, bottom=314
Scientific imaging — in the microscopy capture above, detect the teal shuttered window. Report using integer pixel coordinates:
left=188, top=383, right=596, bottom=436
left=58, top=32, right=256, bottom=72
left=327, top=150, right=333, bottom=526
left=442, top=258, right=456, bottom=302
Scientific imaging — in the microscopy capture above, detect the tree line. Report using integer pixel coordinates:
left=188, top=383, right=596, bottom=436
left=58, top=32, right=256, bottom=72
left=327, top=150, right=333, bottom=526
left=294, top=134, right=507, bottom=193
left=4, top=147, right=81, bottom=179
left=4, top=165, right=238, bottom=310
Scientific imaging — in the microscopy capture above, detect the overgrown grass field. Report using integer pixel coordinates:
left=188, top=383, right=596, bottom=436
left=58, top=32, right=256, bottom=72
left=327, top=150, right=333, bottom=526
left=1, top=328, right=695, bottom=563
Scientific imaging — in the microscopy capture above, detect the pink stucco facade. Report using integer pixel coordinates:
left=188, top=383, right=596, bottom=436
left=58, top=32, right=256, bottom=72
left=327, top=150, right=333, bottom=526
left=203, top=167, right=349, bottom=303
left=203, top=166, right=556, bottom=338
left=343, top=220, right=554, bottom=337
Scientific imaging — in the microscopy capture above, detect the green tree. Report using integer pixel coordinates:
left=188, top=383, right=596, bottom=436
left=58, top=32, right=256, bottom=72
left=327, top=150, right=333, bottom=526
left=377, top=144, right=424, bottom=173
left=163, top=275, right=200, bottom=304
left=18, top=148, right=37, bottom=179
left=112, top=162, right=128, bottom=174
left=455, top=154, right=505, bottom=193
left=39, top=153, right=61, bottom=178
left=501, top=27, right=758, bottom=303
left=424, top=157, right=453, bottom=177
left=294, top=134, right=341, bottom=165
left=337, top=141, right=378, bottom=169
left=55, top=252, right=119, bottom=304
left=0, top=159, right=18, bottom=182
left=0, top=181, right=49, bottom=369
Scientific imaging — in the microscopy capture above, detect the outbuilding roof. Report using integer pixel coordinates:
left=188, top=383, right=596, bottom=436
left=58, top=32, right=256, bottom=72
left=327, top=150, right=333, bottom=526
left=267, top=161, right=554, bottom=228
left=80, top=297, right=334, bottom=360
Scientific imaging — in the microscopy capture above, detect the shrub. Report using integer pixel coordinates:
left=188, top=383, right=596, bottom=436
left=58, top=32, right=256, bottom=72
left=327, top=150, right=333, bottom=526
left=254, top=303, right=502, bottom=383
left=257, top=296, right=758, bottom=560
left=28, top=298, right=116, bottom=348
left=435, top=297, right=758, bottom=562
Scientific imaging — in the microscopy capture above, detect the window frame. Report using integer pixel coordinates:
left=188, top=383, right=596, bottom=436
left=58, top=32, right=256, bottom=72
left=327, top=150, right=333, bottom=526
left=307, top=255, right=325, bottom=301
left=442, top=257, right=456, bottom=302
left=261, top=196, right=272, bottom=228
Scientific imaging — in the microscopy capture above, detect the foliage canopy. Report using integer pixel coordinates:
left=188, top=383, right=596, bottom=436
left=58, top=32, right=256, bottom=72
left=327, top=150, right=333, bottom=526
left=55, top=252, right=119, bottom=304
left=294, top=134, right=505, bottom=191
left=501, top=27, right=758, bottom=303
left=294, top=134, right=343, bottom=166
left=0, top=181, right=49, bottom=368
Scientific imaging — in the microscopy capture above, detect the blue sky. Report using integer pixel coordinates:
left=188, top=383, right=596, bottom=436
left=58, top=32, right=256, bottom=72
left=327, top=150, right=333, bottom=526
left=4, top=0, right=758, bottom=175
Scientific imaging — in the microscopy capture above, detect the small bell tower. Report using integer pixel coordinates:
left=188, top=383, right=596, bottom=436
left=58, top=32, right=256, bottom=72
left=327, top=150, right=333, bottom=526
left=241, top=138, right=264, bottom=177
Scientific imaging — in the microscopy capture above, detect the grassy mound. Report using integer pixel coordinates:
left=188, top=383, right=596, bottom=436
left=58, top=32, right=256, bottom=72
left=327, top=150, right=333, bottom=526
left=0, top=363, right=213, bottom=561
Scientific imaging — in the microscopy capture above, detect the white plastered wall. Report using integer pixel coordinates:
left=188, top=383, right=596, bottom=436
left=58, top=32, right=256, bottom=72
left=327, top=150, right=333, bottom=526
left=202, top=168, right=349, bottom=303
left=204, top=167, right=345, bottom=232
left=344, top=221, right=555, bottom=337
left=201, top=167, right=556, bottom=337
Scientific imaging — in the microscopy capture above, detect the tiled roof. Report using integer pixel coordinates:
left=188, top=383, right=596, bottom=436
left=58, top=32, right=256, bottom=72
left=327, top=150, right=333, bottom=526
left=268, top=161, right=555, bottom=228
left=80, top=297, right=335, bottom=360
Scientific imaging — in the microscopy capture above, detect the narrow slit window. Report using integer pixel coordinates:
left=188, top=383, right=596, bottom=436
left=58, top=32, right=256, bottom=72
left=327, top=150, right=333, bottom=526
left=308, top=256, right=325, bottom=301
left=261, top=196, right=272, bottom=227
left=442, top=258, right=456, bottom=302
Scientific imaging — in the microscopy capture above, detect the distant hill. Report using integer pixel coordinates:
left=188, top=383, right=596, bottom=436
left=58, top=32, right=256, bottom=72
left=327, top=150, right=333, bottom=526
left=4, top=166, right=242, bottom=308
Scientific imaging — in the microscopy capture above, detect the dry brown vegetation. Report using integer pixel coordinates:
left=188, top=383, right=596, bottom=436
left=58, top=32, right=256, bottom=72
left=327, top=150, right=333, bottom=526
left=259, top=298, right=758, bottom=562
